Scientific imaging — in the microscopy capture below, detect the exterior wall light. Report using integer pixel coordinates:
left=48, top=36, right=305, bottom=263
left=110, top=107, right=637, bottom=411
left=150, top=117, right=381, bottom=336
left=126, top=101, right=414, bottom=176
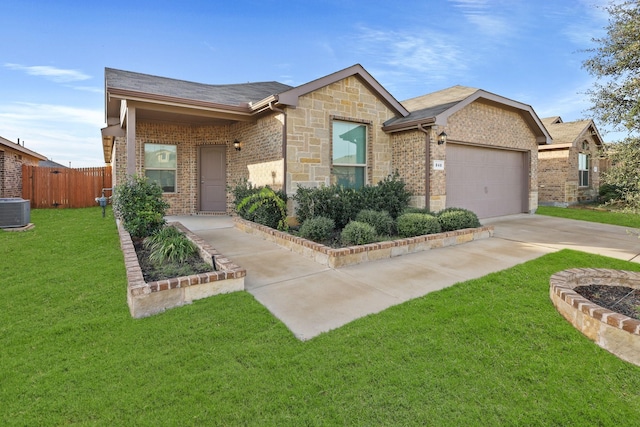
left=233, top=140, right=241, bottom=151
left=437, top=131, right=447, bottom=145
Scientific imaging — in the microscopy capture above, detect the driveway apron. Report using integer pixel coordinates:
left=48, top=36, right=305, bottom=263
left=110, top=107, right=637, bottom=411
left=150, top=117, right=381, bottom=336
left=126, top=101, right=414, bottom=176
left=167, top=214, right=640, bottom=340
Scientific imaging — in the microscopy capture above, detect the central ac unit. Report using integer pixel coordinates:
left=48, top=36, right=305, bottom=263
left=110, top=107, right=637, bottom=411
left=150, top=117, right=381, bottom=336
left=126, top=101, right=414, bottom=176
left=0, top=198, right=31, bottom=228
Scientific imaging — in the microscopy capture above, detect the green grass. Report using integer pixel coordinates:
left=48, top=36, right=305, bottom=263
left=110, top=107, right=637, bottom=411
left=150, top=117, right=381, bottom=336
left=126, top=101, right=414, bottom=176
left=2, top=207, right=640, bottom=425
left=537, top=205, right=640, bottom=228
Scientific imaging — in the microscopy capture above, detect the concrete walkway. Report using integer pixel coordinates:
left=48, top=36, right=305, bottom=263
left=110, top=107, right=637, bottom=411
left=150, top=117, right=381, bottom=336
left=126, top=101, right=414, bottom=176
left=167, top=214, right=640, bottom=340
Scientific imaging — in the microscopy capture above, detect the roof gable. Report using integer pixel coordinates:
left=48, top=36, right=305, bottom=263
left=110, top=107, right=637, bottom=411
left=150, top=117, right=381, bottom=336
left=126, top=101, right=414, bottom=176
left=276, top=64, right=409, bottom=118
left=384, top=86, right=551, bottom=144
left=541, top=116, right=604, bottom=147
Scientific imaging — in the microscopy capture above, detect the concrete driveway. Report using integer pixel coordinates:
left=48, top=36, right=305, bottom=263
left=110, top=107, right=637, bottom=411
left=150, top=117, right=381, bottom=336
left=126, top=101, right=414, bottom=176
left=169, top=214, right=640, bottom=340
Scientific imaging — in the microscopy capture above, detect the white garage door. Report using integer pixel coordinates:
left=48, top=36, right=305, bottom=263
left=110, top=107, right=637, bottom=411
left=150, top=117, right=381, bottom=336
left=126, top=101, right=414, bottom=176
left=446, top=144, right=528, bottom=218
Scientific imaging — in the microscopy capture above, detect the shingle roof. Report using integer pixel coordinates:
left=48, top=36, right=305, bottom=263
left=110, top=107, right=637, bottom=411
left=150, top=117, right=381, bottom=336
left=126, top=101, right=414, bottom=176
left=541, top=117, right=594, bottom=145
left=385, top=85, right=480, bottom=128
left=105, top=68, right=293, bottom=106
left=0, top=136, right=47, bottom=160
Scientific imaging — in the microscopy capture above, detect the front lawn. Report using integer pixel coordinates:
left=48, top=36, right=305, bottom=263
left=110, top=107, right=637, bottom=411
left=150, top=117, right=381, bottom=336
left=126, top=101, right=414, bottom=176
left=2, top=208, right=640, bottom=425
left=537, top=205, right=640, bottom=228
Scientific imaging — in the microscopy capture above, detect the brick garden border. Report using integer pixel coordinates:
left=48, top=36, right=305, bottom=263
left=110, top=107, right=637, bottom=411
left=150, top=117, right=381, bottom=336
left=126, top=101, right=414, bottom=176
left=234, top=217, right=494, bottom=268
left=550, top=268, right=640, bottom=366
left=118, top=221, right=245, bottom=318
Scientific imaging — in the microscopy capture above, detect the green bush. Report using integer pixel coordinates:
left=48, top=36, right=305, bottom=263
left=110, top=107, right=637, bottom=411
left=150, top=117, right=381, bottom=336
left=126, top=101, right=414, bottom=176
left=294, top=185, right=363, bottom=229
left=436, top=208, right=481, bottom=232
left=397, top=213, right=441, bottom=238
left=143, top=226, right=198, bottom=264
left=236, top=187, right=289, bottom=231
left=403, top=207, right=435, bottom=215
left=293, top=173, right=411, bottom=228
left=599, top=183, right=624, bottom=203
left=355, top=209, right=394, bottom=236
left=298, top=216, right=335, bottom=242
left=364, top=171, right=412, bottom=219
left=112, top=175, right=169, bottom=238
left=341, top=221, right=378, bottom=246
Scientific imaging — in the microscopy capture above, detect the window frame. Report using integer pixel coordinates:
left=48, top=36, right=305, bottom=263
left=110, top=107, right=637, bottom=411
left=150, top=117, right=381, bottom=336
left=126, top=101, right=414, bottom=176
left=330, top=118, right=370, bottom=189
left=578, top=152, right=589, bottom=187
left=144, top=143, right=177, bottom=193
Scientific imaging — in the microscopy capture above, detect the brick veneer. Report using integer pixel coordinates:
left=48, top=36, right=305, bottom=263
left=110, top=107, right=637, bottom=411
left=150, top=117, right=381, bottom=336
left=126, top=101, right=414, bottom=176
left=234, top=217, right=494, bottom=268
left=0, top=150, right=40, bottom=198
left=118, top=220, right=245, bottom=318
left=550, top=268, right=640, bottom=366
left=538, top=133, right=601, bottom=206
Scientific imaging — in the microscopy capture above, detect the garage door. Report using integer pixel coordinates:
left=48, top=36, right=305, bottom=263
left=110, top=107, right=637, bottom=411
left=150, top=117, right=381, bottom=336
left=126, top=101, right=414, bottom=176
left=446, top=144, right=528, bottom=218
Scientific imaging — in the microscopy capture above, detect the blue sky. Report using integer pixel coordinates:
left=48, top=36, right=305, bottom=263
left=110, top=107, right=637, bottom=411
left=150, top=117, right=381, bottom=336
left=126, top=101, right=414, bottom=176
left=0, top=0, right=619, bottom=167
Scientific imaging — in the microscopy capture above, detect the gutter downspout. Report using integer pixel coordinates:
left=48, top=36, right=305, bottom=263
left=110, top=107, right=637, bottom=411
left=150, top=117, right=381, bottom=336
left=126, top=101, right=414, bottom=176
left=418, top=124, right=431, bottom=211
left=269, top=100, right=287, bottom=194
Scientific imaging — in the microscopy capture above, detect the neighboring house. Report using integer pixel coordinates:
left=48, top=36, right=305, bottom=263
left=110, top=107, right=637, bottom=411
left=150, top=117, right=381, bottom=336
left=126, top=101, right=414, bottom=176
left=538, top=116, right=604, bottom=206
left=0, top=136, right=47, bottom=198
left=102, top=64, right=551, bottom=218
left=38, top=159, right=68, bottom=168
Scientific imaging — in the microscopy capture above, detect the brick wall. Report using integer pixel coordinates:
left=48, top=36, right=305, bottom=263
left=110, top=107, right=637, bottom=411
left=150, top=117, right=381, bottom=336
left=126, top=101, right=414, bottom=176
left=538, top=132, right=602, bottom=206
left=112, top=115, right=284, bottom=215
left=0, top=149, right=40, bottom=198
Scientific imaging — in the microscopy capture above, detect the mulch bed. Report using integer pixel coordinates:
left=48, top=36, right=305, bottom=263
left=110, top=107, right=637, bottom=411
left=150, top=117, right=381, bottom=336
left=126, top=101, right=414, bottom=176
left=574, top=285, right=640, bottom=320
left=133, top=240, right=213, bottom=282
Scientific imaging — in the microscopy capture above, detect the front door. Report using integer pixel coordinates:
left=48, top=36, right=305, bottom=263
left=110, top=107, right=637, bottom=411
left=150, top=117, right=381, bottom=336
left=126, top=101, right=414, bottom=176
left=199, top=146, right=226, bottom=212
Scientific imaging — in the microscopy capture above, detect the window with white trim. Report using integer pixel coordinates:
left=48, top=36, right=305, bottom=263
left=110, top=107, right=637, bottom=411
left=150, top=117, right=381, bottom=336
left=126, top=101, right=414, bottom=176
left=331, top=120, right=367, bottom=189
left=145, top=143, right=177, bottom=192
left=578, top=152, right=589, bottom=187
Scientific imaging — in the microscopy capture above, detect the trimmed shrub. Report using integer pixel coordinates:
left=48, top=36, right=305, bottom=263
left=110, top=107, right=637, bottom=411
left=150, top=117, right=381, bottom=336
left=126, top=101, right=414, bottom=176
left=298, top=216, right=335, bottom=242
left=366, top=171, right=412, bottom=219
left=436, top=208, right=481, bottom=232
left=143, top=226, right=198, bottom=264
left=293, top=173, right=411, bottom=227
left=355, top=209, right=394, bottom=236
left=599, top=183, right=624, bottom=203
left=236, top=187, right=289, bottom=231
left=397, top=213, right=441, bottom=238
left=112, top=175, right=169, bottom=238
left=341, top=221, right=378, bottom=246
left=403, top=207, right=435, bottom=215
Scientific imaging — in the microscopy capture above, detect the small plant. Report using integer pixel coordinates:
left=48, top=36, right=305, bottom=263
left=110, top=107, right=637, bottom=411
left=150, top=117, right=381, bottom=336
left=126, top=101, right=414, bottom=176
left=298, top=216, right=335, bottom=242
left=112, top=175, right=169, bottom=238
left=341, top=221, right=378, bottom=246
left=355, top=209, right=394, bottom=236
left=143, top=226, right=199, bottom=264
left=437, top=208, right=481, bottom=232
left=397, top=213, right=441, bottom=238
left=236, top=186, right=289, bottom=231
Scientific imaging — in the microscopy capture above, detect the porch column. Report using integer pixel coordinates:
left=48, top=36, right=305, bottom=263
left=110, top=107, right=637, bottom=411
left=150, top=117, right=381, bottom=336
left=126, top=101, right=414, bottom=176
left=126, top=106, right=136, bottom=176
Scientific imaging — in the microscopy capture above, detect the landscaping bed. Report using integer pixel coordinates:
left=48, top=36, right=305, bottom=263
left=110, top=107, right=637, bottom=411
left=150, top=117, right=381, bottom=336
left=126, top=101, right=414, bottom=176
left=118, top=221, right=245, bottom=318
left=550, top=268, right=640, bottom=366
left=235, top=217, right=493, bottom=268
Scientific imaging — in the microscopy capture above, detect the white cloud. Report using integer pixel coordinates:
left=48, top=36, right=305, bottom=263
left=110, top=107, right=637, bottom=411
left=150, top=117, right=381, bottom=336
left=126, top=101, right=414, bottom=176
left=0, top=102, right=104, bottom=167
left=4, top=63, right=91, bottom=83
left=448, top=0, right=514, bottom=38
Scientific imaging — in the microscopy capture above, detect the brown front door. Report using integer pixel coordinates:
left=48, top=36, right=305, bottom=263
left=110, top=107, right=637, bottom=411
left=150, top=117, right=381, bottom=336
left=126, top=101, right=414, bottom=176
left=199, top=146, right=226, bottom=211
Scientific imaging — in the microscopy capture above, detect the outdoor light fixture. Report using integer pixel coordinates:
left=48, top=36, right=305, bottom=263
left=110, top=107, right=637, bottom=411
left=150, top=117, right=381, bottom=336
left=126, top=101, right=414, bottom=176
left=437, top=131, right=447, bottom=145
left=233, top=140, right=241, bottom=151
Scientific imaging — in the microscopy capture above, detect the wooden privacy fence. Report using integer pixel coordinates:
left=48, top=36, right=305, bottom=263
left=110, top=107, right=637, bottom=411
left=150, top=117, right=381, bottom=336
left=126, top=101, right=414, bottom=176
left=22, top=165, right=112, bottom=208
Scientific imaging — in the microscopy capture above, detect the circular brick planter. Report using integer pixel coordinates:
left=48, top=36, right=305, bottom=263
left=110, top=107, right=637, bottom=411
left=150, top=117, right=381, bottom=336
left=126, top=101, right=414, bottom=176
left=550, top=268, right=640, bottom=366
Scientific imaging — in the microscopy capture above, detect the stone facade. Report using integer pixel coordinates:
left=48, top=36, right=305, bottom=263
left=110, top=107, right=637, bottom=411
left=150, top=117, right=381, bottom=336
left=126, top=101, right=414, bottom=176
left=285, top=76, right=397, bottom=192
left=538, top=132, right=601, bottom=206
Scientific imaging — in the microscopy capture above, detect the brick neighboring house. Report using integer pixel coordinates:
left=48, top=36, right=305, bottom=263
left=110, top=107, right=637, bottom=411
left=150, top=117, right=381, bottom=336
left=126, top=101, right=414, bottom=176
left=0, top=136, right=47, bottom=198
left=102, top=64, right=551, bottom=218
left=538, top=117, right=604, bottom=206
